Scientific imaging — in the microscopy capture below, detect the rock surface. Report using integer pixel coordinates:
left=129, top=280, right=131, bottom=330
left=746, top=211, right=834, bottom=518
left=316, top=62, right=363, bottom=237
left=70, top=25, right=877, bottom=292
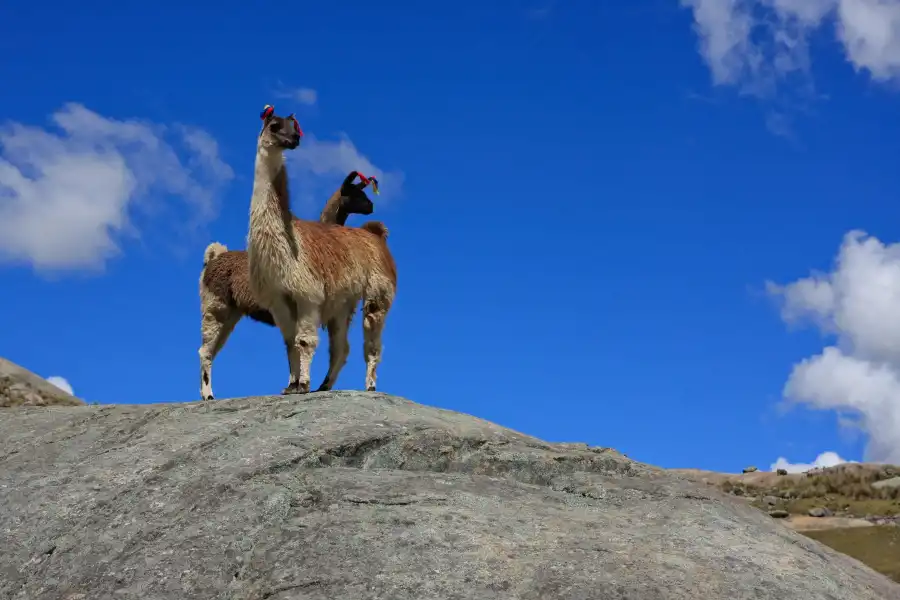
left=1, top=391, right=898, bottom=600
left=0, top=357, right=83, bottom=408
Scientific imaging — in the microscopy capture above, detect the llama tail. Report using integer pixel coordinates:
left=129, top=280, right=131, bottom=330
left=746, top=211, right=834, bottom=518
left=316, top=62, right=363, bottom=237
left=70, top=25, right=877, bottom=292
left=203, top=242, right=228, bottom=267
left=360, top=221, right=389, bottom=240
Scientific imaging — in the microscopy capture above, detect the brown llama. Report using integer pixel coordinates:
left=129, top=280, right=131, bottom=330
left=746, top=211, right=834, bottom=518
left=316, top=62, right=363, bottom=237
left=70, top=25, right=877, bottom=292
left=198, top=170, right=379, bottom=401
left=247, top=105, right=396, bottom=395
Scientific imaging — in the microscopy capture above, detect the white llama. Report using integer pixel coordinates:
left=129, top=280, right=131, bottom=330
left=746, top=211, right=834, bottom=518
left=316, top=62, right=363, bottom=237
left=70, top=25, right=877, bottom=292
left=247, top=105, right=397, bottom=395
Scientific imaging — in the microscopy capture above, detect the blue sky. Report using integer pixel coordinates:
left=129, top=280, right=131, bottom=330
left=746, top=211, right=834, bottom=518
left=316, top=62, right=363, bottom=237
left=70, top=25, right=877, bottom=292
left=2, top=0, right=900, bottom=473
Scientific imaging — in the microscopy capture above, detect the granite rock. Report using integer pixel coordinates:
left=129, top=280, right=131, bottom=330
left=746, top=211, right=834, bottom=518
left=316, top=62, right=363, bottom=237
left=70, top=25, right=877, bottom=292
left=0, top=391, right=897, bottom=599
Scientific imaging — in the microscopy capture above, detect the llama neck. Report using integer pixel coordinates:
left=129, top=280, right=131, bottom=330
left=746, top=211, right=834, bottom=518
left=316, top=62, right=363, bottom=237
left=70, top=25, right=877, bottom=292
left=319, top=191, right=350, bottom=226
left=249, top=145, right=293, bottom=230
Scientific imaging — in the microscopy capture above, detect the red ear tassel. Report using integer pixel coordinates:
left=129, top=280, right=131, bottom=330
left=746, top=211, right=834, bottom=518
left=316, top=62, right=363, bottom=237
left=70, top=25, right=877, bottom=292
left=260, top=104, right=274, bottom=120
left=290, top=116, right=303, bottom=137
left=357, top=172, right=380, bottom=195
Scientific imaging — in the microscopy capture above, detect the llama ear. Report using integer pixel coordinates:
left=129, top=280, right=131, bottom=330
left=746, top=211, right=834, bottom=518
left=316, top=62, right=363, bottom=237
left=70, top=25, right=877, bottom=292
left=260, top=104, right=275, bottom=121
left=286, top=112, right=303, bottom=136
left=342, top=171, right=360, bottom=190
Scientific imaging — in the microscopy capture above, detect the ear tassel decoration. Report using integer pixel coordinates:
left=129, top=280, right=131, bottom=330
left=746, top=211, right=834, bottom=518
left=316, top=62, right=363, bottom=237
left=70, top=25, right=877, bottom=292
left=357, top=172, right=380, bottom=195
left=290, top=115, right=303, bottom=137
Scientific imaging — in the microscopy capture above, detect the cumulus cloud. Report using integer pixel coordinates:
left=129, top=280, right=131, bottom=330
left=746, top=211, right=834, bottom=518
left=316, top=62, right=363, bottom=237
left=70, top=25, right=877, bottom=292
left=770, top=450, right=854, bottom=473
left=288, top=132, right=404, bottom=211
left=273, top=85, right=318, bottom=106
left=0, top=103, right=233, bottom=272
left=292, top=88, right=319, bottom=106
left=45, top=375, right=74, bottom=396
left=681, top=0, right=900, bottom=93
left=767, top=230, right=900, bottom=464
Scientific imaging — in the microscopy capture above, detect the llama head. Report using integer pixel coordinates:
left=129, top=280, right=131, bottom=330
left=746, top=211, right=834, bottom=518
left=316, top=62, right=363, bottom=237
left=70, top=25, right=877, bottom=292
left=258, top=104, right=303, bottom=152
left=338, top=171, right=378, bottom=216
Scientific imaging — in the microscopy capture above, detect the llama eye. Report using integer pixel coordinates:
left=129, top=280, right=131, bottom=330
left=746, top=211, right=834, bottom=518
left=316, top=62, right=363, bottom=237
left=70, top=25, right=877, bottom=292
left=269, top=121, right=282, bottom=131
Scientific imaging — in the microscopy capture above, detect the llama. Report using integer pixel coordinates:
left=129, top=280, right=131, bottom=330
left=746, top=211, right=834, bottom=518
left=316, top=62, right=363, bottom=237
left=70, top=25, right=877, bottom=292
left=198, top=170, right=379, bottom=401
left=247, top=105, right=396, bottom=395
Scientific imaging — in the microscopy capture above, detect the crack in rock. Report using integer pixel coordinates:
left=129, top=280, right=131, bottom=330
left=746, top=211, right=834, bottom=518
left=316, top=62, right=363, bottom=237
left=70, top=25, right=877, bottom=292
left=342, top=494, right=449, bottom=506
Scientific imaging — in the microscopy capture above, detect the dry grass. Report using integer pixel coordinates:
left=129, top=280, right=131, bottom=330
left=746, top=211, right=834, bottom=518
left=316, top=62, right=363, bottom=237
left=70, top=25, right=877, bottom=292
left=802, top=526, right=900, bottom=583
left=677, top=463, right=900, bottom=517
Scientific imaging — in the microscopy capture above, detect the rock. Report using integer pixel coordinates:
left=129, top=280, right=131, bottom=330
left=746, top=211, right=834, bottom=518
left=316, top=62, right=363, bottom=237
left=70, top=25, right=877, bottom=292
left=764, top=495, right=779, bottom=506
left=0, top=391, right=897, bottom=600
left=872, top=476, right=900, bottom=490
left=743, top=465, right=758, bottom=473
left=776, top=468, right=788, bottom=476
left=769, top=509, right=790, bottom=519
left=0, top=357, right=84, bottom=408
left=809, top=507, right=832, bottom=518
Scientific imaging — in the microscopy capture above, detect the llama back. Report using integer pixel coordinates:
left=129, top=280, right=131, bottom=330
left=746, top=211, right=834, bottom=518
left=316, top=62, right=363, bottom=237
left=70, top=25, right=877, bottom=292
left=201, top=250, right=275, bottom=325
left=292, top=220, right=396, bottom=304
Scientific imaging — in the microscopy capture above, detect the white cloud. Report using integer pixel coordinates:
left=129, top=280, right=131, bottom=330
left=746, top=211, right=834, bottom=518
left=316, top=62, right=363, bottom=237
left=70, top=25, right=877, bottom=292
left=771, top=450, right=854, bottom=473
left=288, top=132, right=404, bottom=211
left=681, top=0, right=900, bottom=92
left=0, top=103, right=233, bottom=272
left=838, top=0, right=900, bottom=81
left=768, top=230, right=900, bottom=464
left=293, top=88, right=318, bottom=106
left=274, top=86, right=318, bottom=106
left=45, top=375, right=74, bottom=396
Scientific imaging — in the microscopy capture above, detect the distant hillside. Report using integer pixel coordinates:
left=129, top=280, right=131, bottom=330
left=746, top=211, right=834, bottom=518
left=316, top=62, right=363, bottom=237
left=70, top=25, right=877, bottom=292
left=673, top=463, right=900, bottom=582
left=0, top=357, right=84, bottom=407
left=673, top=463, right=900, bottom=518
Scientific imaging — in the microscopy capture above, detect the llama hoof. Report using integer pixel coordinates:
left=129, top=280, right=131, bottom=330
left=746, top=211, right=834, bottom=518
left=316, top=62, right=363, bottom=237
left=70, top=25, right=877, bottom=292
left=315, top=378, right=332, bottom=392
left=366, top=386, right=376, bottom=392
left=202, top=395, right=214, bottom=401
left=282, top=381, right=310, bottom=395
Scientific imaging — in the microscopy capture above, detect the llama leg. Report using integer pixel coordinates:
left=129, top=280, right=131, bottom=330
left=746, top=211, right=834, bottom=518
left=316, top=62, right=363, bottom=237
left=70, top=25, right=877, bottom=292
left=266, top=296, right=305, bottom=395
left=362, top=304, right=388, bottom=392
left=316, top=313, right=352, bottom=392
left=288, top=303, right=321, bottom=394
left=198, top=307, right=240, bottom=401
